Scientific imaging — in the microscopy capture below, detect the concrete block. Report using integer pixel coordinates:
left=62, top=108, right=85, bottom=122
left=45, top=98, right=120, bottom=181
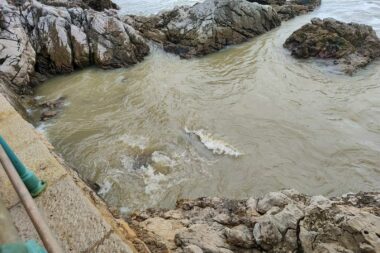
left=15, top=140, right=67, bottom=184
left=0, top=113, right=40, bottom=149
left=10, top=176, right=112, bottom=252
left=0, top=163, right=19, bottom=208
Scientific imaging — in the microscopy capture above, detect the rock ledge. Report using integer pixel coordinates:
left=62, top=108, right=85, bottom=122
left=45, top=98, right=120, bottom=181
left=128, top=190, right=380, bottom=253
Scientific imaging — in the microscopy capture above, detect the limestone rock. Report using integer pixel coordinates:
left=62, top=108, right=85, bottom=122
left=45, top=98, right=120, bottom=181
left=126, top=0, right=281, bottom=58
left=20, top=0, right=149, bottom=74
left=175, top=223, right=233, bottom=253
left=225, top=225, right=255, bottom=248
left=256, top=192, right=292, bottom=214
left=129, top=190, right=380, bottom=253
left=284, top=18, right=380, bottom=74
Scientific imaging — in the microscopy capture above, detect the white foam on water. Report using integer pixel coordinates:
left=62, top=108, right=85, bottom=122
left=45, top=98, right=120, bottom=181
left=119, top=134, right=149, bottom=150
left=98, top=179, right=113, bottom=195
left=120, top=155, right=135, bottom=169
left=185, top=127, right=242, bottom=157
left=119, top=206, right=131, bottom=214
left=151, top=151, right=176, bottom=167
left=140, top=164, right=168, bottom=195
left=34, top=95, right=45, bottom=100
left=36, top=122, right=52, bottom=133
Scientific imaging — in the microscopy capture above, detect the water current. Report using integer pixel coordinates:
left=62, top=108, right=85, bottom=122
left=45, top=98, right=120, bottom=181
left=32, top=0, right=380, bottom=213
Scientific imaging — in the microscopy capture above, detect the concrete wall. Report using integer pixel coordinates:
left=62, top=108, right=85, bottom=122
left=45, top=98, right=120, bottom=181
left=0, top=94, right=142, bottom=253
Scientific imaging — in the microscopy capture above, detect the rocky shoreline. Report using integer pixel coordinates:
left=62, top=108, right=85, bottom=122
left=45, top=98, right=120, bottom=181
left=0, top=0, right=322, bottom=106
left=127, top=189, right=380, bottom=253
left=1, top=1, right=380, bottom=252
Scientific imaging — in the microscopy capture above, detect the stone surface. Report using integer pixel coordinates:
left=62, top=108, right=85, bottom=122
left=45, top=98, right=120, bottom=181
left=247, top=0, right=321, bottom=21
left=129, top=190, right=380, bottom=253
left=284, top=18, right=380, bottom=74
left=10, top=176, right=111, bottom=252
left=0, top=1, right=36, bottom=94
left=126, top=0, right=281, bottom=58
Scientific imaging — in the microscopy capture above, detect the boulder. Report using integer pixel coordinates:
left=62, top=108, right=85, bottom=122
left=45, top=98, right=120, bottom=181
left=125, top=0, right=281, bottom=58
left=129, top=190, right=380, bottom=253
left=284, top=18, right=380, bottom=74
left=21, top=0, right=149, bottom=75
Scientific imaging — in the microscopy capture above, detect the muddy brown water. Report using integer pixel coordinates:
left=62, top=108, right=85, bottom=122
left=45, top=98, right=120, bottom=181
left=31, top=0, right=380, bottom=213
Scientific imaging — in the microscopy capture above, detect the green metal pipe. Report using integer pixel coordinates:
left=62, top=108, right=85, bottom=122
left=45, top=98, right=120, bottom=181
left=0, top=145, right=64, bottom=253
left=0, top=136, right=46, bottom=197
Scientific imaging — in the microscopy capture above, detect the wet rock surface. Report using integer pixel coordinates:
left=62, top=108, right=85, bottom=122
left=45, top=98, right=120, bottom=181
left=128, top=190, right=380, bottom=253
left=125, top=0, right=282, bottom=59
left=284, top=18, right=380, bottom=74
left=0, top=0, right=149, bottom=97
left=38, top=96, right=65, bottom=121
left=38, top=0, right=119, bottom=11
left=249, top=0, right=321, bottom=21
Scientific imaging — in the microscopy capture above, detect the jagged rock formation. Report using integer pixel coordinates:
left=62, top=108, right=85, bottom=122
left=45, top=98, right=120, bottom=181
left=284, top=18, right=380, bottom=74
left=125, top=0, right=281, bottom=59
left=128, top=190, right=380, bottom=253
left=248, top=0, right=321, bottom=21
left=125, top=0, right=322, bottom=59
left=0, top=0, right=149, bottom=97
left=37, top=0, right=119, bottom=11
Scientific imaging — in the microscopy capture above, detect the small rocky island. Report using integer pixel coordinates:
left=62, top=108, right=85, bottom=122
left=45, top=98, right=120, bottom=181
left=284, top=18, right=380, bottom=74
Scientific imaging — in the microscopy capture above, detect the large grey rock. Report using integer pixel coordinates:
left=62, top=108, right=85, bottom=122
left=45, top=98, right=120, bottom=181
left=175, top=223, right=233, bottom=253
left=300, top=192, right=380, bottom=253
left=0, top=0, right=149, bottom=102
left=225, top=225, right=255, bottom=248
left=126, top=0, right=281, bottom=58
left=284, top=18, right=380, bottom=74
left=256, top=192, right=292, bottom=214
left=21, top=0, right=149, bottom=75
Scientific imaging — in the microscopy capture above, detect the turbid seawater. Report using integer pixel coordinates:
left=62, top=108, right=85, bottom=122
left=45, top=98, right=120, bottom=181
left=32, top=0, right=380, bottom=213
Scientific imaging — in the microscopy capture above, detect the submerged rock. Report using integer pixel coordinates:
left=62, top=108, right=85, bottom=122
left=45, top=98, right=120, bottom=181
left=284, top=18, right=380, bottom=74
left=128, top=190, right=380, bottom=253
left=38, top=96, right=65, bottom=121
left=125, top=0, right=281, bottom=58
